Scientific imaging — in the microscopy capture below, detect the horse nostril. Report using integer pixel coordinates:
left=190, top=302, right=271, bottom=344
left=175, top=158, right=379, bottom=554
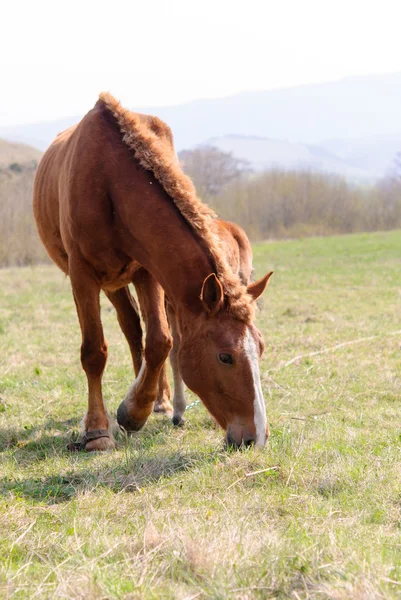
left=226, top=432, right=255, bottom=450
left=226, top=433, right=241, bottom=449
left=243, top=438, right=255, bottom=448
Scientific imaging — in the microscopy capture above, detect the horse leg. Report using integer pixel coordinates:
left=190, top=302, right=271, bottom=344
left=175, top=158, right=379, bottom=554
left=105, top=287, right=144, bottom=376
left=154, top=365, right=173, bottom=415
left=107, top=286, right=173, bottom=415
left=69, top=258, right=115, bottom=451
left=117, top=269, right=173, bottom=432
left=166, top=302, right=187, bottom=426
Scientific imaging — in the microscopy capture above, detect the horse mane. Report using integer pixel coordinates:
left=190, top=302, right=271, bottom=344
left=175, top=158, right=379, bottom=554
left=98, top=92, right=254, bottom=322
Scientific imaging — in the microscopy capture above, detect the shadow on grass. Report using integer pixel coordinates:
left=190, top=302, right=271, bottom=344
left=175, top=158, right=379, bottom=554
left=0, top=412, right=223, bottom=504
left=0, top=417, right=82, bottom=458
left=0, top=448, right=218, bottom=504
left=0, top=413, right=175, bottom=457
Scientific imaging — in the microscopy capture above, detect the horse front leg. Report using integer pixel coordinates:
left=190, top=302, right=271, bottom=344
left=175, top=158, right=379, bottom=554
left=107, top=286, right=173, bottom=416
left=68, top=257, right=115, bottom=451
left=117, top=269, right=173, bottom=432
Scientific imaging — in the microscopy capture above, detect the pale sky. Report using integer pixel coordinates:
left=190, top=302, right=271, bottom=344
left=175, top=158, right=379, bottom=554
left=1, top=0, right=400, bottom=127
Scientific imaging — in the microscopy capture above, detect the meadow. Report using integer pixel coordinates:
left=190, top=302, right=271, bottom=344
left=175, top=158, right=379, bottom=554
left=1, top=230, right=401, bottom=599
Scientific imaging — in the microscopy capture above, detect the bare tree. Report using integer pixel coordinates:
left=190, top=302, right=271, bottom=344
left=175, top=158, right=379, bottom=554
left=211, top=169, right=396, bottom=241
left=179, top=145, right=252, bottom=199
left=390, top=151, right=401, bottom=185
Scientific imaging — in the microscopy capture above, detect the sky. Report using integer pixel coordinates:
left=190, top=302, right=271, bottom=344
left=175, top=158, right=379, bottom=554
left=1, top=0, right=400, bottom=127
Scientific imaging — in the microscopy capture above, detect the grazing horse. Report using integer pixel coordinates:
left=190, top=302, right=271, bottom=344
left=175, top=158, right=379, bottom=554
left=33, top=93, right=272, bottom=451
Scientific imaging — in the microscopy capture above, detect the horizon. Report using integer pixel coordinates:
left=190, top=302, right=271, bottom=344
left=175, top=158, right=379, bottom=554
left=1, top=70, right=400, bottom=129
left=2, top=68, right=401, bottom=182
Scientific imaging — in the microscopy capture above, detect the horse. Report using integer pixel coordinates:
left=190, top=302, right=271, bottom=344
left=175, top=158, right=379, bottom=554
left=155, top=218, right=260, bottom=426
left=33, top=93, right=273, bottom=451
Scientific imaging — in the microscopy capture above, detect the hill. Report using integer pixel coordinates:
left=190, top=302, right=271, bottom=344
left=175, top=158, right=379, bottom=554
left=0, top=138, right=46, bottom=266
left=0, top=138, right=42, bottom=168
left=320, top=132, right=401, bottom=178
left=206, top=135, right=375, bottom=182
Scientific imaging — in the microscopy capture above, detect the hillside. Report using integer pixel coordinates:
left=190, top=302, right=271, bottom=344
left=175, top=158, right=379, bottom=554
left=320, top=132, right=401, bottom=177
left=0, top=138, right=46, bottom=266
left=0, top=138, right=42, bottom=168
left=206, top=135, right=375, bottom=182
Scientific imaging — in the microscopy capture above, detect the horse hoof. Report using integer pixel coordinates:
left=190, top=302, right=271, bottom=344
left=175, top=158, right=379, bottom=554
left=117, top=401, right=147, bottom=432
left=85, top=436, right=115, bottom=452
left=172, top=415, right=185, bottom=427
left=67, top=429, right=115, bottom=452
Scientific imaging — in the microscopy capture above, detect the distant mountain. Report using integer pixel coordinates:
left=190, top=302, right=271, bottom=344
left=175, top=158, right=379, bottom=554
left=206, top=135, right=375, bottom=181
left=0, top=138, right=42, bottom=168
left=139, top=72, right=401, bottom=151
left=0, top=118, right=76, bottom=154
left=320, top=133, right=401, bottom=178
left=2, top=72, right=401, bottom=179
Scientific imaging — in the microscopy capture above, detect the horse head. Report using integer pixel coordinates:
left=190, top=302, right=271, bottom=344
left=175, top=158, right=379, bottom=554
left=177, top=271, right=273, bottom=448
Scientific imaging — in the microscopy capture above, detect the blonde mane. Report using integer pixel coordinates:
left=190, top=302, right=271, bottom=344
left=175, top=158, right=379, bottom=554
left=98, top=92, right=254, bottom=322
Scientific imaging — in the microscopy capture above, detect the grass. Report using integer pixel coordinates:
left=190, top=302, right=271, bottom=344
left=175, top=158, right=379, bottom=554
left=1, top=229, right=401, bottom=599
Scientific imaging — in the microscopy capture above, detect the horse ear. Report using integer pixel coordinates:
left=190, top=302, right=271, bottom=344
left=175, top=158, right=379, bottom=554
left=247, top=271, right=273, bottom=302
left=200, top=273, right=224, bottom=316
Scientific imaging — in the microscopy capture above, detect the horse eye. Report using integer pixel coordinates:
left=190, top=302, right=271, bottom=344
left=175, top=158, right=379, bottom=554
left=219, top=353, right=233, bottom=365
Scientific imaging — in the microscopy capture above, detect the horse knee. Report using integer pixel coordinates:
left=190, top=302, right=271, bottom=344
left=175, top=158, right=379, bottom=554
left=145, top=331, right=172, bottom=368
left=81, top=340, right=108, bottom=377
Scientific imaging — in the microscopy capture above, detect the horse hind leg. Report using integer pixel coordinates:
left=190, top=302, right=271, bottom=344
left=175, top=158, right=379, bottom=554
left=154, top=365, right=173, bottom=415
left=105, top=287, right=144, bottom=376
left=166, top=303, right=186, bottom=426
left=69, top=256, right=115, bottom=451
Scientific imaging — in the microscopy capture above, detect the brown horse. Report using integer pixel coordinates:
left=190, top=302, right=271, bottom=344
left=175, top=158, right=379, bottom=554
left=33, top=93, right=272, bottom=451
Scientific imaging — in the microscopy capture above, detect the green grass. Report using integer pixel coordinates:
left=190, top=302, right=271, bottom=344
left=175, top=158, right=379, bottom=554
left=1, top=230, right=401, bottom=599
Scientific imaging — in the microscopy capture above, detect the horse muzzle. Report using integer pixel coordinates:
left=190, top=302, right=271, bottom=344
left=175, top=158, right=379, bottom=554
left=226, top=422, right=269, bottom=449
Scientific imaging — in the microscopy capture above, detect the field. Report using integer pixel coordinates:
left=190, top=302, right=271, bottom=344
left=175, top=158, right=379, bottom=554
left=1, top=230, right=401, bottom=599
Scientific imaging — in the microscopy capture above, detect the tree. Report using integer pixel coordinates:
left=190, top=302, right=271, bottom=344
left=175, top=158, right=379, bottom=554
left=8, top=162, right=22, bottom=173
left=391, top=151, right=401, bottom=185
left=178, top=145, right=252, bottom=200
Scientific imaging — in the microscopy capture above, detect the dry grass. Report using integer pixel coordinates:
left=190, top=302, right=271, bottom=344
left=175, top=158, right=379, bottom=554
left=0, top=138, right=46, bottom=268
left=1, top=231, right=401, bottom=598
left=0, top=168, right=49, bottom=267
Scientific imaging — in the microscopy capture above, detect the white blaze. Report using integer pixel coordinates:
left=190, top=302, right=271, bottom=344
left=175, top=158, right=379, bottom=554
left=245, top=328, right=267, bottom=447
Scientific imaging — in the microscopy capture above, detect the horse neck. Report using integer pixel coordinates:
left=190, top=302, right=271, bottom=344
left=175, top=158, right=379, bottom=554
left=109, top=159, right=216, bottom=314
